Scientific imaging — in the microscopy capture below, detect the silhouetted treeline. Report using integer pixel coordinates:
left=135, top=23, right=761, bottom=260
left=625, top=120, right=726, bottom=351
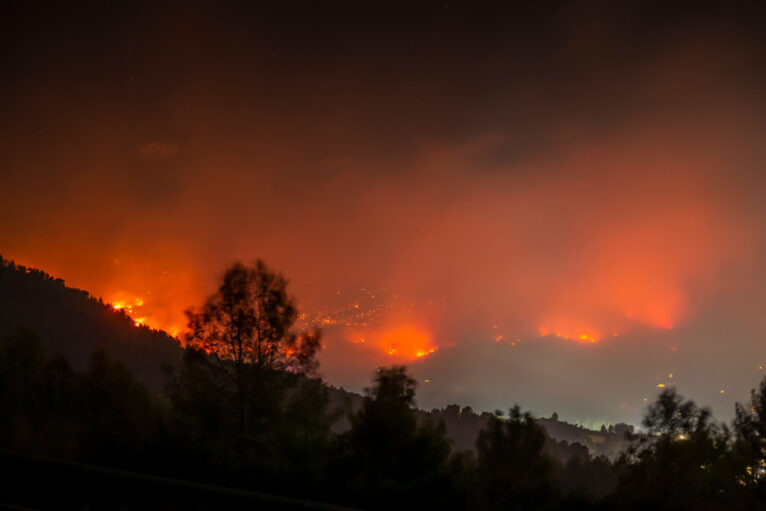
left=0, top=328, right=613, bottom=509
left=423, top=404, right=630, bottom=462
left=4, top=258, right=766, bottom=509
left=7, top=327, right=766, bottom=509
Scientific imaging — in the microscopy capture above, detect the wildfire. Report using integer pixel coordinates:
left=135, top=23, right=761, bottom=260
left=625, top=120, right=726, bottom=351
left=415, top=347, right=438, bottom=358
left=379, top=326, right=438, bottom=360
left=538, top=309, right=676, bottom=344
left=108, top=296, right=162, bottom=332
left=347, top=324, right=439, bottom=361
left=538, top=326, right=599, bottom=344
left=109, top=297, right=144, bottom=315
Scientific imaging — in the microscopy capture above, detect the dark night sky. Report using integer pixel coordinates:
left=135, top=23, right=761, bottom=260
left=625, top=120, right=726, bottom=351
left=3, top=1, right=766, bottom=426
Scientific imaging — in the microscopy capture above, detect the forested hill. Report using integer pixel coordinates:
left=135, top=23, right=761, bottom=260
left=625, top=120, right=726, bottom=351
left=0, top=255, right=628, bottom=458
left=0, top=256, right=182, bottom=392
left=328, top=386, right=631, bottom=461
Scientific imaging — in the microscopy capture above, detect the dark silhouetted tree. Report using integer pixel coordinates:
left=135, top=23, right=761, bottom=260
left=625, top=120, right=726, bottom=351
left=557, top=453, right=617, bottom=502
left=183, top=260, right=320, bottom=439
left=475, top=406, right=559, bottom=511
left=613, top=388, right=736, bottom=510
left=0, top=327, right=46, bottom=453
left=171, top=260, right=331, bottom=496
left=82, top=350, right=163, bottom=467
left=733, top=376, right=766, bottom=504
left=336, top=366, right=454, bottom=509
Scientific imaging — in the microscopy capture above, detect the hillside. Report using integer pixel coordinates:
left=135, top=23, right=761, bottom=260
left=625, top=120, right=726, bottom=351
left=0, top=255, right=628, bottom=459
left=537, top=414, right=633, bottom=460
left=0, top=256, right=182, bottom=392
left=328, top=387, right=631, bottom=461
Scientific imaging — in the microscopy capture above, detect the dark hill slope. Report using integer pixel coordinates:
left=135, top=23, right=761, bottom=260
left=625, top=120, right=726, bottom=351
left=0, top=256, right=182, bottom=392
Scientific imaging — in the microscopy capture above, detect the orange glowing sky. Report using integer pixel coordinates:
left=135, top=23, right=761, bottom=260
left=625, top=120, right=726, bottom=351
left=3, top=1, right=766, bottom=424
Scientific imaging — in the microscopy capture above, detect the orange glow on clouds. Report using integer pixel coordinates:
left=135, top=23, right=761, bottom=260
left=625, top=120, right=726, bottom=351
left=3, top=104, right=757, bottom=363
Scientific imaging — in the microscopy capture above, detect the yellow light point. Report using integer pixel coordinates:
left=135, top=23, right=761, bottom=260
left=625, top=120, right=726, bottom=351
left=657, top=383, right=666, bottom=388
left=135, top=298, right=144, bottom=306
left=669, top=373, right=673, bottom=379
left=720, top=390, right=725, bottom=394
left=134, top=318, right=146, bottom=327
left=760, top=366, right=763, bottom=370
left=424, top=379, right=430, bottom=383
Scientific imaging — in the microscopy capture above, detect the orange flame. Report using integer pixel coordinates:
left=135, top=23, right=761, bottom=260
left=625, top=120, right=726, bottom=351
left=536, top=315, right=674, bottom=344
left=538, top=325, right=600, bottom=343
left=347, top=324, right=439, bottom=361
left=108, top=296, right=159, bottom=331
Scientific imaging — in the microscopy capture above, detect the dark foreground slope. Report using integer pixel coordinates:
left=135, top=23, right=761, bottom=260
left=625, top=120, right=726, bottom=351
left=0, top=256, right=182, bottom=392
